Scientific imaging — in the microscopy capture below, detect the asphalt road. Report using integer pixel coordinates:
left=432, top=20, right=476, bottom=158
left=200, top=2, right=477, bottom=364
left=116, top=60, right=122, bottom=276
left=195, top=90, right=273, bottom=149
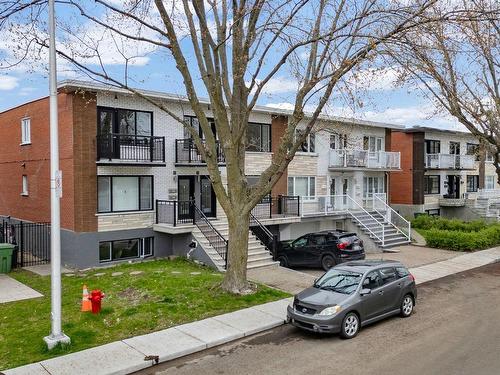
left=135, top=263, right=500, bottom=375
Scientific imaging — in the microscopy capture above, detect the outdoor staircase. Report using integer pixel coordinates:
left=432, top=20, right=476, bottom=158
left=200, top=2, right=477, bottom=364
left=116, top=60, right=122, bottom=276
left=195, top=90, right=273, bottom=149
left=193, top=218, right=278, bottom=271
left=351, top=210, right=411, bottom=250
left=466, top=198, right=500, bottom=221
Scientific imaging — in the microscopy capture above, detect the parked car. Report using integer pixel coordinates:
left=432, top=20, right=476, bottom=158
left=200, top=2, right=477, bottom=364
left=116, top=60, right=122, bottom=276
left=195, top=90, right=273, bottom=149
left=287, top=260, right=417, bottom=339
left=277, top=230, right=365, bottom=271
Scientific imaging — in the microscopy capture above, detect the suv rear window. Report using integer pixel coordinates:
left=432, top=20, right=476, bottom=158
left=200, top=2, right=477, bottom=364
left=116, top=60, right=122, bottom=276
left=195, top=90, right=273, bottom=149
left=338, top=235, right=358, bottom=244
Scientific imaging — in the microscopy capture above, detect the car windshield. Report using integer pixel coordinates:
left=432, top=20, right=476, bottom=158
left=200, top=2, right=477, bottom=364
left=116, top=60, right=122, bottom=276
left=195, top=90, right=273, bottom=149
left=314, top=269, right=362, bottom=294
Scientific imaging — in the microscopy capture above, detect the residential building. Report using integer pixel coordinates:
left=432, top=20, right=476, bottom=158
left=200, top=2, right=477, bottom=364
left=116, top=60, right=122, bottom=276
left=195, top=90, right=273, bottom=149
left=0, top=80, right=410, bottom=271
left=390, top=127, right=500, bottom=219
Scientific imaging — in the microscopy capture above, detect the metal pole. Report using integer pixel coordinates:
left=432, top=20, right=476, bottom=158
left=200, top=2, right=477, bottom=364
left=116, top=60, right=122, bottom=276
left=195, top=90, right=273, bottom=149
left=44, top=0, right=70, bottom=350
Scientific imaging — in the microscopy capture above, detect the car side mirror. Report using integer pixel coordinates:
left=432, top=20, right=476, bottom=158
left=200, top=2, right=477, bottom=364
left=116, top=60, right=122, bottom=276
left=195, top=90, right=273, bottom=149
left=360, top=288, right=371, bottom=296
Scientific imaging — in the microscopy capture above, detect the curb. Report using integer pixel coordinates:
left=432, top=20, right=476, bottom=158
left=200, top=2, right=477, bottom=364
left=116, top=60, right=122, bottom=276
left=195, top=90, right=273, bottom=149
left=4, top=246, right=500, bottom=375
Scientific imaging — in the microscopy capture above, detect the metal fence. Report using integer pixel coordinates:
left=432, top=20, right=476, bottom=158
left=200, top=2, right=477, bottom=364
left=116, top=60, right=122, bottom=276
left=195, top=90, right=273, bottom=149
left=0, top=220, right=51, bottom=268
left=251, top=195, right=300, bottom=219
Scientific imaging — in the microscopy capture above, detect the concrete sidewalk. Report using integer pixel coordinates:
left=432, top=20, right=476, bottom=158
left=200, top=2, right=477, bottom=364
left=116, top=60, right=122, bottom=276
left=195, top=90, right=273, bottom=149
left=4, top=246, right=500, bottom=375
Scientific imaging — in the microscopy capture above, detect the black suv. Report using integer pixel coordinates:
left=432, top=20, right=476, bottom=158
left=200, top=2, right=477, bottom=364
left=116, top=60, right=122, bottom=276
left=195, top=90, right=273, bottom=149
left=277, top=231, right=365, bottom=270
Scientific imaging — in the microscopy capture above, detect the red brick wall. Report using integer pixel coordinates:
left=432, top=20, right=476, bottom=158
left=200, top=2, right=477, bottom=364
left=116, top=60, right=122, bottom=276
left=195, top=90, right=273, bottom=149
left=270, top=115, right=288, bottom=197
left=389, top=131, right=414, bottom=205
left=0, top=92, right=97, bottom=231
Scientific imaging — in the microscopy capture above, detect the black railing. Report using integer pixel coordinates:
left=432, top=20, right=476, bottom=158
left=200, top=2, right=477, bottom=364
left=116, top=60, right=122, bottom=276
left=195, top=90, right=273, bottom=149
left=249, top=213, right=279, bottom=260
left=193, top=204, right=228, bottom=268
left=251, top=195, right=301, bottom=219
left=97, top=133, right=165, bottom=163
left=175, top=139, right=225, bottom=164
left=156, top=200, right=194, bottom=226
left=0, top=220, right=50, bottom=268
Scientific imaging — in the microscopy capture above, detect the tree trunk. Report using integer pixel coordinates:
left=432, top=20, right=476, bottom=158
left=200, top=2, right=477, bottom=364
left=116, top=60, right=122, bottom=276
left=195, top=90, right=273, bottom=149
left=221, top=208, right=251, bottom=294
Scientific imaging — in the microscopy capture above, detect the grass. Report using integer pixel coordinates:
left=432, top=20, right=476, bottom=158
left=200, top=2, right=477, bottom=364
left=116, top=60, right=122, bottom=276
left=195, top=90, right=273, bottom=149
left=0, top=258, right=289, bottom=370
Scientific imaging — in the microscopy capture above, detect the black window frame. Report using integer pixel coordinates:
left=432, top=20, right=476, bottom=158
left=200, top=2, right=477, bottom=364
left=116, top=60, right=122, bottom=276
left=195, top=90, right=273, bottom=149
left=425, top=139, right=441, bottom=154
left=466, top=143, right=480, bottom=161
left=425, top=209, right=441, bottom=216
left=183, top=115, right=216, bottom=139
left=424, top=175, right=440, bottom=195
left=296, top=129, right=316, bottom=153
left=97, top=175, right=154, bottom=213
left=449, top=141, right=460, bottom=155
left=246, top=122, right=271, bottom=152
left=466, top=175, right=479, bottom=192
left=379, top=267, right=398, bottom=285
left=97, top=106, right=153, bottom=137
left=99, top=237, right=154, bottom=263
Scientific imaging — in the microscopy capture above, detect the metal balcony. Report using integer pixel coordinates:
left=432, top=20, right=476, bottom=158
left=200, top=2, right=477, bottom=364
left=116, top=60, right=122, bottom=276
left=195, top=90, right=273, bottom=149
left=425, top=154, right=475, bottom=170
left=96, top=133, right=165, bottom=165
left=329, top=149, right=400, bottom=170
left=175, top=139, right=225, bottom=165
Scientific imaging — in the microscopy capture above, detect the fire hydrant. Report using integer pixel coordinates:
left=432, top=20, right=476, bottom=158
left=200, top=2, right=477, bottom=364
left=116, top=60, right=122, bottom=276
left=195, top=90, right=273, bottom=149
left=89, top=290, right=105, bottom=314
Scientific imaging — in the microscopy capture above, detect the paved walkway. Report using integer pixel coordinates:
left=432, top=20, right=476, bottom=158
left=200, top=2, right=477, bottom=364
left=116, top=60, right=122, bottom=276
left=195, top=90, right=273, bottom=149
left=0, top=274, right=43, bottom=304
left=4, top=246, right=500, bottom=375
left=248, top=265, right=316, bottom=294
left=23, top=264, right=73, bottom=276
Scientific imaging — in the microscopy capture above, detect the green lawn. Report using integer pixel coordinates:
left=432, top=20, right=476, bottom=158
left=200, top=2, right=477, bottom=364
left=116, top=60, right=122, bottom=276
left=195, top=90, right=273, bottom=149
left=0, top=258, right=288, bottom=370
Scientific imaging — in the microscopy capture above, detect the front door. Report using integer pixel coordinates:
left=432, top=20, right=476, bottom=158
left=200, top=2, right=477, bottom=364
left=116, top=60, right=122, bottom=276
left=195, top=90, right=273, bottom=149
left=200, top=176, right=216, bottom=217
left=447, top=175, right=460, bottom=198
left=178, top=176, right=195, bottom=220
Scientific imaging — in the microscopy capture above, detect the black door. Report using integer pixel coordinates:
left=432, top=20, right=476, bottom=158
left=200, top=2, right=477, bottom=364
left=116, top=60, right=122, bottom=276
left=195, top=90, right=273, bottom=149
left=447, top=175, right=460, bottom=198
left=200, top=176, right=216, bottom=217
left=178, top=176, right=195, bottom=220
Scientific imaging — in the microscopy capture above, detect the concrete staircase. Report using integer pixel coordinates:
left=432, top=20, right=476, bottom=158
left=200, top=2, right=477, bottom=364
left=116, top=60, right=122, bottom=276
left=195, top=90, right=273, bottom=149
left=193, top=218, right=278, bottom=271
left=466, top=198, right=500, bottom=221
left=351, top=210, right=411, bottom=250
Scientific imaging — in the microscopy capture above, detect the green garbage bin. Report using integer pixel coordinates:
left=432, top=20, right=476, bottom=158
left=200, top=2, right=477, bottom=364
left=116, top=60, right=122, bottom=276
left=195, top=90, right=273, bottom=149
left=0, top=243, right=15, bottom=273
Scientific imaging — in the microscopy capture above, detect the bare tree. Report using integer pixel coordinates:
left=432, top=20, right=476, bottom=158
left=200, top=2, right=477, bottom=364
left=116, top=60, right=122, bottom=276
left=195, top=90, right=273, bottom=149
left=389, top=0, right=500, bottom=184
left=2, top=0, right=441, bottom=293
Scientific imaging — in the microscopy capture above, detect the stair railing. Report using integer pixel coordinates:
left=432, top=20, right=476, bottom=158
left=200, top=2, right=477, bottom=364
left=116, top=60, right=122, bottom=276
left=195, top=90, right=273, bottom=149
left=373, top=194, right=411, bottom=242
left=343, top=194, right=385, bottom=246
left=193, top=204, right=228, bottom=269
left=249, top=213, right=278, bottom=260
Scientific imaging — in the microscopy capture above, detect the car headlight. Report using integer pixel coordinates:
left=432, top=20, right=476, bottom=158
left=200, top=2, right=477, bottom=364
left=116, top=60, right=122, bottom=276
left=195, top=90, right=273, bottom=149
left=289, top=297, right=296, bottom=308
left=317, top=305, right=341, bottom=316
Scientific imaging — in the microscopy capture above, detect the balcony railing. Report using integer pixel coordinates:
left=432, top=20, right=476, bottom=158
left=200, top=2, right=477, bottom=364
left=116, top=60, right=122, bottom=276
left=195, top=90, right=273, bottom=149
left=97, top=133, right=165, bottom=163
left=425, top=154, right=475, bottom=169
left=250, top=195, right=300, bottom=219
left=329, top=150, right=400, bottom=169
left=175, top=138, right=225, bottom=165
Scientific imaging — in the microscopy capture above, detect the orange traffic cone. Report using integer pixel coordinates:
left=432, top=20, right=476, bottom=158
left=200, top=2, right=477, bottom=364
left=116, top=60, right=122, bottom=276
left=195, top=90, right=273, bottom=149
left=81, top=284, right=92, bottom=312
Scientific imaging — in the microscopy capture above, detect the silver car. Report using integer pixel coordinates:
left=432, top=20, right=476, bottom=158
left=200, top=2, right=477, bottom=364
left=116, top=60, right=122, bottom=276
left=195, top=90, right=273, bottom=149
left=287, top=260, right=417, bottom=339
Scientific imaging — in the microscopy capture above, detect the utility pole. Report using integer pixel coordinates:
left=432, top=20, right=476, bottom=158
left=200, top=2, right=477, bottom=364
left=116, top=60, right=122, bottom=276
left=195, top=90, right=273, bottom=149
left=43, top=0, right=70, bottom=350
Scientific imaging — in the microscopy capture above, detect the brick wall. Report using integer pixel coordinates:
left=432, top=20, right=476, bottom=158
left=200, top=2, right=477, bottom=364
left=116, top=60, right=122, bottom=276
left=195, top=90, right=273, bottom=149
left=389, top=131, right=415, bottom=205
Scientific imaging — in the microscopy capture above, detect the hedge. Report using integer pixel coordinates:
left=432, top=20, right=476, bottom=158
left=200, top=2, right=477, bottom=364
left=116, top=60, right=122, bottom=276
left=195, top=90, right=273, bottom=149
left=412, top=215, right=488, bottom=232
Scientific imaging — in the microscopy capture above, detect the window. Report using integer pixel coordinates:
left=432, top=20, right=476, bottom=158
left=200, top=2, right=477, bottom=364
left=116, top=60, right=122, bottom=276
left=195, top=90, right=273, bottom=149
left=363, top=136, right=383, bottom=152
left=363, top=176, right=384, bottom=199
left=97, top=176, right=153, bottom=213
left=425, top=140, right=441, bottom=154
left=466, top=175, right=479, bottom=192
left=21, top=175, right=28, bottom=196
left=293, top=236, right=309, bottom=247
left=425, top=209, right=441, bottom=216
left=310, top=235, right=326, bottom=245
left=379, top=268, right=398, bottom=285
left=486, top=152, right=494, bottom=162
left=485, top=176, right=496, bottom=190
left=246, top=123, right=271, bottom=152
left=424, top=175, right=440, bottom=194
left=449, top=141, right=460, bottom=155
left=330, top=134, right=347, bottom=149
left=99, top=237, right=154, bottom=263
left=296, top=129, right=315, bottom=153
left=466, top=143, right=480, bottom=161
left=395, top=266, right=410, bottom=278
left=21, top=118, right=31, bottom=144
left=97, top=107, right=152, bottom=137
left=183, top=115, right=216, bottom=140
left=288, top=176, right=315, bottom=200
left=363, top=271, right=381, bottom=290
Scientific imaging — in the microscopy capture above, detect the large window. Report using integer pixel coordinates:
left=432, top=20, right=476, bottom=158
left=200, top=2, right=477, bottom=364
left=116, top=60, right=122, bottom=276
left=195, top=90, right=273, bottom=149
left=21, top=118, right=31, bottom=144
left=296, top=129, right=315, bottom=153
left=449, top=141, right=460, bottom=155
left=97, top=107, right=152, bottom=136
left=98, top=176, right=153, bottom=213
left=424, top=175, right=440, bottom=194
left=183, top=115, right=216, bottom=139
left=466, top=143, right=480, bottom=161
left=467, top=175, right=479, bottom=192
left=363, top=136, right=383, bottom=152
left=288, top=176, right=315, bottom=199
left=425, top=140, right=441, bottom=154
left=363, top=176, right=384, bottom=199
left=246, top=122, right=271, bottom=152
left=99, top=237, right=153, bottom=263
left=330, top=133, right=347, bottom=149
left=485, top=176, right=496, bottom=190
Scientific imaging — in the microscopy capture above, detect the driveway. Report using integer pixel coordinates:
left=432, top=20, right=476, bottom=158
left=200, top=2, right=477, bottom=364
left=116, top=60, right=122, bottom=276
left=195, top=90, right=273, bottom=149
left=134, top=262, right=500, bottom=375
left=298, top=245, right=459, bottom=278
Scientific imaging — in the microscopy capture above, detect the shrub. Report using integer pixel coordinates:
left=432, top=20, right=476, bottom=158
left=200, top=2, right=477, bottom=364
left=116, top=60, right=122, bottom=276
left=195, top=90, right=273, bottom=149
left=412, top=215, right=488, bottom=232
left=421, top=225, right=500, bottom=251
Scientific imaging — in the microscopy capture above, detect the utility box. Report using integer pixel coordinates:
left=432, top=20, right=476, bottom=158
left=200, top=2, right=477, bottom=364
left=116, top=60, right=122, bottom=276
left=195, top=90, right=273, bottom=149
left=0, top=243, right=15, bottom=273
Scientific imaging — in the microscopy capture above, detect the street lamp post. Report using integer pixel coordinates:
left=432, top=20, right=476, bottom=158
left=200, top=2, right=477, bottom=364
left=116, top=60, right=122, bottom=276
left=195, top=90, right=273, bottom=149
left=43, top=0, right=71, bottom=350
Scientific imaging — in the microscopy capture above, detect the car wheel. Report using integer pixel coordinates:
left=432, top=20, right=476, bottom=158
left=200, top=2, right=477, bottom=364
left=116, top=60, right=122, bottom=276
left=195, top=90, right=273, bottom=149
left=277, top=256, right=288, bottom=268
left=400, top=294, right=414, bottom=318
left=340, top=312, right=360, bottom=339
left=321, top=255, right=335, bottom=271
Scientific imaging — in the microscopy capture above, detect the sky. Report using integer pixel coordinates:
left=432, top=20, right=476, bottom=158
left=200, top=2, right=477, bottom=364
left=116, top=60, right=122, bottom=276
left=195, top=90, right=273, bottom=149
left=0, top=1, right=466, bottom=132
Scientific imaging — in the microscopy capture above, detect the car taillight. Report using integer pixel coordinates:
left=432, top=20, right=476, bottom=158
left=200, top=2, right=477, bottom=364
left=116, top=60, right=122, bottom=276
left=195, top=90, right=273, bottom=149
left=337, top=242, right=347, bottom=250
left=409, top=273, right=415, bottom=282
